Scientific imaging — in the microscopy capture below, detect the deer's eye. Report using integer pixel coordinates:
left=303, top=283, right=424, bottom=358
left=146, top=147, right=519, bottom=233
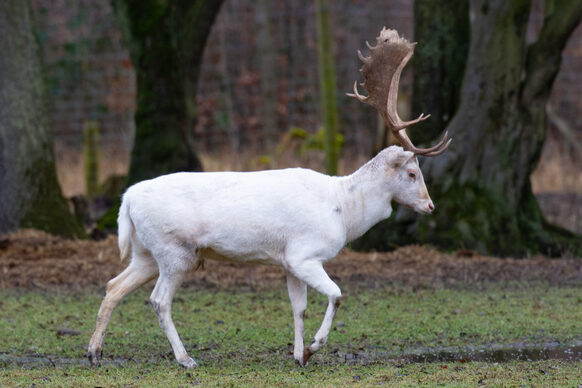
left=408, top=171, right=416, bottom=179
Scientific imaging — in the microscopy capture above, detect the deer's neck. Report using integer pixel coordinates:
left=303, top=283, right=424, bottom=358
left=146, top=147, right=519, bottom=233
left=334, top=161, right=393, bottom=242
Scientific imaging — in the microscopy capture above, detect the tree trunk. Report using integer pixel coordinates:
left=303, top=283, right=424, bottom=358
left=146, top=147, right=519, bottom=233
left=315, top=0, right=340, bottom=176
left=410, top=0, right=470, bottom=144
left=356, top=0, right=582, bottom=257
left=255, top=0, right=278, bottom=148
left=217, top=5, right=239, bottom=153
left=112, top=0, right=224, bottom=184
left=0, top=0, right=85, bottom=238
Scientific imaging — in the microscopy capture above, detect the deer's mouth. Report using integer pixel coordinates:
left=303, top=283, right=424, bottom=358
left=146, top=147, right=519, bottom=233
left=410, top=201, right=434, bottom=215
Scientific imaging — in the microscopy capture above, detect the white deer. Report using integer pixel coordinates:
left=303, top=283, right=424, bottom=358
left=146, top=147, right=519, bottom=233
left=88, top=28, right=450, bottom=368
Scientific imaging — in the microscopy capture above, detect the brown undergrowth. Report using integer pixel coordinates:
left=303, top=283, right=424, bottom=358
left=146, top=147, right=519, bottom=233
left=1, top=229, right=581, bottom=291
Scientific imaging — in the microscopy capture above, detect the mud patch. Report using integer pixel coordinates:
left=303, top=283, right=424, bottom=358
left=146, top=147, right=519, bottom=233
left=3, top=342, right=582, bottom=368
left=0, top=354, right=123, bottom=368
left=318, top=341, right=582, bottom=366
left=396, top=342, right=582, bottom=364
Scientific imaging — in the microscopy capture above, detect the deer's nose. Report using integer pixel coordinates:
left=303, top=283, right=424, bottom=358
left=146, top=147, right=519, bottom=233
left=428, top=202, right=435, bottom=212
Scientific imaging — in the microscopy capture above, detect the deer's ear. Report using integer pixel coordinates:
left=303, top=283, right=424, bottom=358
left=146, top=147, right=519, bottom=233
left=389, top=150, right=414, bottom=169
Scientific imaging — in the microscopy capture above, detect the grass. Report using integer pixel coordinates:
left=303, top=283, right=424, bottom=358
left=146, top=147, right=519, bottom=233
left=1, top=284, right=582, bottom=386
left=3, top=360, right=582, bottom=387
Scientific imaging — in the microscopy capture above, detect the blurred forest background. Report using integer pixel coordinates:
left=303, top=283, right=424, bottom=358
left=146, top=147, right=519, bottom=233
left=2, top=0, right=581, bottom=256
left=34, top=0, right=416, bottom=185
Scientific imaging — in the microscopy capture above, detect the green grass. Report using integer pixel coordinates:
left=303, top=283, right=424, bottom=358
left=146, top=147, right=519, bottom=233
left=2, top=360, right=582, bottom=387
left=1, top=284, right=582, bottom=386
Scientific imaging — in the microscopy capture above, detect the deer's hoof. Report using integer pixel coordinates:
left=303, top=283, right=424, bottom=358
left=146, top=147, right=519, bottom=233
left=301, top=347, right=313, bottom=367
left=87, top=349, right=102, bottom=367
left=179, top=356, right=198, bottom=369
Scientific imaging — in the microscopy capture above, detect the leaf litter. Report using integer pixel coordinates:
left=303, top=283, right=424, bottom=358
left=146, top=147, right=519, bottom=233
left=1, top=229, right=581, bottom=291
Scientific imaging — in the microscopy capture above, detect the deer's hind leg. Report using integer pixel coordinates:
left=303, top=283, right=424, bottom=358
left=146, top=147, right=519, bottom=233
left=88, top=247, right=158, bottom=365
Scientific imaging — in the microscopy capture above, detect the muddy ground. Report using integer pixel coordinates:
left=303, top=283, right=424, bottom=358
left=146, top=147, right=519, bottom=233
left=1, top=229, right=581, bottom=291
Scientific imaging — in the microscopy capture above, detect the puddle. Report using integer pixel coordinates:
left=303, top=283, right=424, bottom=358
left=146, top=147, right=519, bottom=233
left=395, top=343, right=582, bottom=363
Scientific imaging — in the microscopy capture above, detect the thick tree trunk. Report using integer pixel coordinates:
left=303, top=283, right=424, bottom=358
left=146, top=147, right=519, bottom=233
left=356, top=0, right=582, bottom=257
left=0, top=0, right=84, bottom=238
left=410, top=0, right=470, bottom=144
left=113, top=0, right=224, bottom=184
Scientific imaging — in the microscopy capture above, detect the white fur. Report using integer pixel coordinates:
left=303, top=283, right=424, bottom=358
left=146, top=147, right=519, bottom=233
left=88, top=145, right=435, bottom=368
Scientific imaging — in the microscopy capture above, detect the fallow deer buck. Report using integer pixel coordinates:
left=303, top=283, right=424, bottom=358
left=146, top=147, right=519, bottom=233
left=87, top=28, right=450, bottom=368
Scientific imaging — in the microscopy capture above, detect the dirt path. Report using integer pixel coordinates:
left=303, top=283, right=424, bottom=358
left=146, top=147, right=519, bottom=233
left=1, top=230, right=581, bottom=290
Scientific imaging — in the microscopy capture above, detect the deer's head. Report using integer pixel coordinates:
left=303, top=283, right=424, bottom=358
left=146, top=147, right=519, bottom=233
left=348, top=28, right=451, bottom=215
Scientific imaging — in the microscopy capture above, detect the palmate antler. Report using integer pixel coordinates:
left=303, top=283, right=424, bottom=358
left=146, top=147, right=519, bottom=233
left=347, top=28, right=451, bottom=156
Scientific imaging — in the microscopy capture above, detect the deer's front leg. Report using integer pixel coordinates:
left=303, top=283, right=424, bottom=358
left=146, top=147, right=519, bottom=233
left=286, top=273, right=307, bottom=365
left=288, top=259, right=342, bottom=366
left=307, top=292, right=342, bottom=356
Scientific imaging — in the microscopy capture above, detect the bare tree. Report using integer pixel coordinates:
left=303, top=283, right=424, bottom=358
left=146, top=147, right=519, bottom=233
left=0, top=0, right=84, bottom=238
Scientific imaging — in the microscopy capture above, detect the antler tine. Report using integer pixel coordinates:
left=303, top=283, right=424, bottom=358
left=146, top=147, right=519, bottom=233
left=357, top=49, right=369, bottom=63
left=388, top=112, right=431, bottom=131
left=423, top=138, right=452, bottom=157
left=346, top=80, right=369, bottom=103
left=396, top=130, right=451, bottom=156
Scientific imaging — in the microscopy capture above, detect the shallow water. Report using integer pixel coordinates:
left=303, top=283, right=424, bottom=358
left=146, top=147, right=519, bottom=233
left=396, top=343, right=582, bottom=363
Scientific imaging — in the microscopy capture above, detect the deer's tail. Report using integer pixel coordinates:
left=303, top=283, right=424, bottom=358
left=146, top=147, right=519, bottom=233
left=117, top=194, right=133, bottom=262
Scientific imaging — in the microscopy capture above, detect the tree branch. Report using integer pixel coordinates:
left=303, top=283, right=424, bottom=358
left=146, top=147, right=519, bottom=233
left=522, top=0, right=582, bottom=105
